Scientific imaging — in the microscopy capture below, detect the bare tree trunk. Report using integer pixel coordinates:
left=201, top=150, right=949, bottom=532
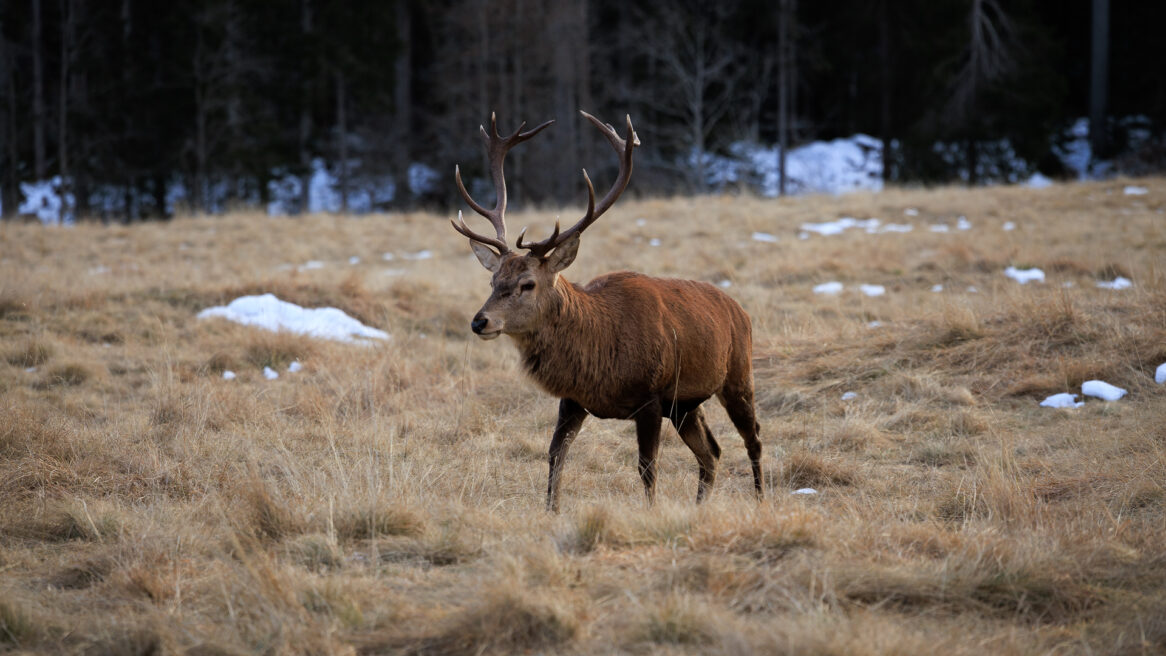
left=878, top=0, right=892, bottom=183
left=1, top=31, right=17, bottom=219
left=194, top=26, right=209, bottom=215
left=574, top=0, right=593, bottom=178
left=335, top=70, right=348, bottom=213
left=121, top=0, right=132, bottom=220
left=1089, top=0, right=1109, bottom=166
left=58, top=0, right=74, bottom=221
left=224, top=0, right=242, bottom=204
left=789, top=0, right=797, bottom=146
left=550, top=0, right=580, bottom=202
left=777, top=0, right=790, bottom=196
left=32, top=0, right=47, bottom=179
left=476, top=0, right=489, bottom=122
left=58, top=0, right=69, bottom=179
left=510, top=0, right=525, bottom=205
left=393, top=0, right=412, bottom=190
left=298, top=0, right=312, bottom=213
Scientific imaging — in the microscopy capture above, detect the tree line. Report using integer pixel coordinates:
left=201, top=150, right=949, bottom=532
left=1, top=0, right=1162, bottom=221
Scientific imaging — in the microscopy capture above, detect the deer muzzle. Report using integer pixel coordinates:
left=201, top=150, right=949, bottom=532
left=471, top=312, right=502, bottom=340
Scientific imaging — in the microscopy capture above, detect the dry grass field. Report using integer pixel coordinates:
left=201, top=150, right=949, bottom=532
left=2, top=178, right=1165, bottom=655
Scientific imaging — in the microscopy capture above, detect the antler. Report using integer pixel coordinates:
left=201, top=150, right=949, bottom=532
left=451, top=113, right=554, bottom=255
left=517, top=112, right=640, bottom=257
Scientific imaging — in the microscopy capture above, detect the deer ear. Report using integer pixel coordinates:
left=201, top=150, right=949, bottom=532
left=545, top=232, right=581, bottom=273
left=469, top=240, right=502, bottom=272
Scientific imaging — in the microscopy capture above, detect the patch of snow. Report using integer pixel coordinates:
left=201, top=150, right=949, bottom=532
left=717, top=280, right=732, bottom=289
left=25, top=367, right=37, bottom=373
left=707, top=134, right=883, bottom=197
left=403, top=250, right=433, bottom=260
left=635, top=218, right=647, bottom=227
left=407, top=163, right=439, bottom=197
left=1123, top=185, right=1148, bottom=196
left=799, top=217, right=879, bottom=237
left=349, top=256, right=361, bottom=265
left=649, top=238, right=662, bottom=247
left=19, top=177, right=75, bottom=225
left=382, top=252, right=396, bottom=261
left=222, top=370, right=236, bottom=380
left=801, top=218, right=852, bottom=236
left=1062, top=281, right=1075, bottom=288
left=263, top=367, right=279, bottom=380
left=956, top=216, right=972, bottom=230
left=269, top=159, right=396, bottom=215
left=866, top=321, right=883, bottom=328
left=1002, top=221, right=1016, bottom=231
left=1040, top=393, right=1083, bottom=408
left=266, top=171, right=303, bottom=215
left=1156, top=363, right=1166, bottom=385
left=1096, top=277, right=1132, bottom=290
left=903, top=208, right=919, bottom=216
left=751, top=231, right=779, bottom=243
left=1004, top=266, right=1045, bottom=284
left=929, top=224, right=950, bottom=233
left=299, top=261, right=325, bottom=271
left=1082, top=380, right=1126, bottom=401
left=1025, top=173, right=1053, bottom=188
left=288, top=361, right=303, bottom=373
left=931, top=284, right=944, bottom=293
left=841, top=391, right=857, bottom=401
left=1060, top=118, right=1091, bottom=172
left=813, top=281, right=844, bottom=295
left=879, top=223, right=913, bottom=233
left=966, top=286, right=979, bottom=293
left=859, top=284, right=886, bottom=297
left=792, top=488, right=819, bottom=495
left=197, top=293, right=390, bottom=344
left=308, top=158, right=341, bottom=213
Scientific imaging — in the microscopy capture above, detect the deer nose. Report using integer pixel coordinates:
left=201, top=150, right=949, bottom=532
left=471, top=314, right=489, bottom=334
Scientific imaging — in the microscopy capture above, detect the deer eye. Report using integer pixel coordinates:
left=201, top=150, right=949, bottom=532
left=520, top=281, right=536, bottom=292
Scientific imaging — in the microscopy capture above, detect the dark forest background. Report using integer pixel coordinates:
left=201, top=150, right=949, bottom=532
left=1, top=0, right=1164, bottom=221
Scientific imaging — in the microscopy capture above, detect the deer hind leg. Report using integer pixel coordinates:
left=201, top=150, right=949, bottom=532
left=670, top=405, right=720, bottom=503
left=719, top=385, right=764, bottom=499
left=634, top=398, right=663, bottom=506
left=547, top=399, right=588, bottom=513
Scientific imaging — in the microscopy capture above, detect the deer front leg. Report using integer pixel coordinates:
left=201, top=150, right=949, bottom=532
left=634, top=398, right=663, bottom=506
left=547, top=398, right=588, bottom=513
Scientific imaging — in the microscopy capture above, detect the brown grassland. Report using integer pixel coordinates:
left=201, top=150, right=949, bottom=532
left=1, top=178, right=1165, bottom=655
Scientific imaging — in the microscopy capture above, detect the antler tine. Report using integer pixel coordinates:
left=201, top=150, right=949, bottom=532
left=451, top=210, right=508, bottom=254
left=453, top=114, right=555, bottom=254
left=517, top=112, right=638, bottom=257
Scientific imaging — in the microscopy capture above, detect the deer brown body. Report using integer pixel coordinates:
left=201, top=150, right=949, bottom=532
left=452, top=112, right=763, bottom=511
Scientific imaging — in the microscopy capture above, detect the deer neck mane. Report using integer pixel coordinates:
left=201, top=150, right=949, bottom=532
left=510, top=275, right=603, bottom=389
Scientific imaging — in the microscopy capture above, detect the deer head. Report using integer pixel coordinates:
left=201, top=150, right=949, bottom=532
left=452, top=111, right=639, bottom=339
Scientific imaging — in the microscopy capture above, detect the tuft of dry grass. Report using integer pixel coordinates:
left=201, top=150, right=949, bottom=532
left=777, top=450, right=858, bottom=488
left=334, top=505, right=424, bottom=540
left=362, top=585, right=579, bottom=656
left=635, top=593, right=725, bottom=646
left=1, top=179, right=1164, bottom=654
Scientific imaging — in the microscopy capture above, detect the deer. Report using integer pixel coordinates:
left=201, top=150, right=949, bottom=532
left=451, top=111, right=763, bottom=512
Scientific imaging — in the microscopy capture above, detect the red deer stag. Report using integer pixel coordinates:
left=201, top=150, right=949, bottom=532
left=451, top=111, right=763, bottom=512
